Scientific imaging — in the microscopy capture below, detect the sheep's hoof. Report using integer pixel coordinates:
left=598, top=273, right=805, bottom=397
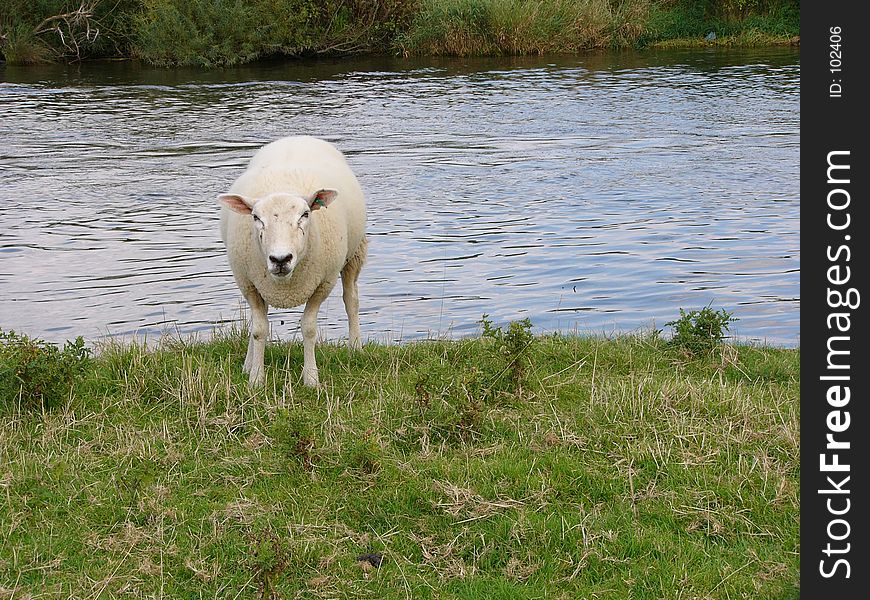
left=302, top=368, right=320, bottom=388
left=247, top=368, right=265, bottom=387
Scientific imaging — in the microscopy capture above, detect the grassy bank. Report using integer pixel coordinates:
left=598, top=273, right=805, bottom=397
left=1, top=322, right=799, bottom=597
left=0, top=0, right=799, bottom=66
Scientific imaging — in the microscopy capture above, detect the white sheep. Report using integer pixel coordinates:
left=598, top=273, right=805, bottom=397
left=218, top=136, right=367, bottom=387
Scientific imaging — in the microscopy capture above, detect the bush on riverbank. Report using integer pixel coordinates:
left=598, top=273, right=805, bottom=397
left=131, top=0, right=419, bottom=67
left=0, top=0, right=799, bottom=66
left=0, top=329, right=91, bottom=412
left=0, top=0, right=142, bottom=63
left=0, top=0, right=418, bottom=66
left=0, top=321, right=799, bottom=596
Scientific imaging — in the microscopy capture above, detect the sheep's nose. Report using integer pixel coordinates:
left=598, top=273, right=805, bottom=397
left=269, top=253, right=293, bottom=267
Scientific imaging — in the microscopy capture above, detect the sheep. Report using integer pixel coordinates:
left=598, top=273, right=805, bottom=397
left=218, top=136, right=367, bottom=387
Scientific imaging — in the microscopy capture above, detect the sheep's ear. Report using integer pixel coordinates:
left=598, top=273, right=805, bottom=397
left=308, top=188, right=338, bottom=211
left=218, top=193, right=254, bottom=215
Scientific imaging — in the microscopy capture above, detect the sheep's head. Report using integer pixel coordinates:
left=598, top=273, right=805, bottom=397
left=219, top=189, right=337, bottom=279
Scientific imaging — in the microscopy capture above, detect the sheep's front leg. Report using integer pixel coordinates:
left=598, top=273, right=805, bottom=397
left=300, top=285, right=332, bottom=387
left=242, top=286, right=269, bottom=386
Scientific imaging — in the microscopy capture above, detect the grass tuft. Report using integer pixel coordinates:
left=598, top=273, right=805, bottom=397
left=0, top=329, right=91, bottom=412
left=0, top=24, right=53, bottom=64
left=665, top=305, right=737, bottom=358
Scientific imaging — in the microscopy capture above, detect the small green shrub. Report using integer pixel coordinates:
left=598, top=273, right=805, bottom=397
left=270, top=407, right=316, bottom=470
left=412, top=362, right=485, bottom=444
left=248, top=528, right=290, bottom=600
left=451, top=391, right=484, bottom=441
left=0, top=329, right=91, bottom=411
left=406, top=317, right=535, bottom=446
left=666, top=306, right=737, bottom=356
left=480, top=315, right=535, bottom=394
left=345, top=432, right=383, bottom=474
left=404, top=317, right=536, bottom=446
left=116, top=456, right=160, bottom=508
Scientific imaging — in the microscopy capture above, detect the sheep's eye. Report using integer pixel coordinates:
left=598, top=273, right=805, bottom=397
left=252, top=215, right=263, bottom=224
left=302, top=211, right=310, bottom=219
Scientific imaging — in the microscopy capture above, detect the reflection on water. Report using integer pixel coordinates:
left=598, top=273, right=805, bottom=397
left=0, top=49, right=799, bottom=346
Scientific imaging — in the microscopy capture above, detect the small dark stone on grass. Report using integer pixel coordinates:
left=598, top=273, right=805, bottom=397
left=356, top=553, right=383, bottom=568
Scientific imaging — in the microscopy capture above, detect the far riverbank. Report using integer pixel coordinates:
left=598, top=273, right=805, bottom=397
left=1, top=0, right=799, bottom=67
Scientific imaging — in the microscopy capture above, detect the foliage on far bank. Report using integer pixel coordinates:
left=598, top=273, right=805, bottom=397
left=0, top=0, right=419, bottom=66
left=640, top=0, right=799, bottom=47
left=0, top=0, right=141, bottom=63
left=130, top=0, right=419, bottom=67
left=0, top=0, right=799, bottom=66
left=397, top=0, right=632, bottom=55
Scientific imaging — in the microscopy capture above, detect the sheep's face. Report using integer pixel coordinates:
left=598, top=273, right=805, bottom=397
left=219, top=189, right=337, bottom=279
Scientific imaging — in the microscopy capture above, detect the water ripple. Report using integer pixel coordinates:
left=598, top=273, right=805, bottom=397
left=0, top=49, right=800, bottom=346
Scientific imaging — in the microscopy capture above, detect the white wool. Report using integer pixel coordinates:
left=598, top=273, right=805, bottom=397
left=219, top=136, right=367, bottom=387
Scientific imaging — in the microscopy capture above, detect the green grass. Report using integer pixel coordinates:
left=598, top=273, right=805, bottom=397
left=397, top=0, right=620, bottom=56
left=0, top=326, right=799, bottom=597
left=642, top=0, right=800, bottom=48
left=0, top=24, right=53, bottom=64
left=395, top=0, right=798, bottom=56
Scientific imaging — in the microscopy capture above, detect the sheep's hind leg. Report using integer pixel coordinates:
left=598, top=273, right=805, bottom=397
left=341, top=237, right=367, bottom=349
left=242, top=286, right=269, bottom=386
left=300, top=283, right=334, bottom=387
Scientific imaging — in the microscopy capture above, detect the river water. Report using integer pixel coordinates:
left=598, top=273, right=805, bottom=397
left=0, top=48, right=799, bottom=346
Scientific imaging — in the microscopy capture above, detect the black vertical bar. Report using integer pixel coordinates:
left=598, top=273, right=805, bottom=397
left=801, top=0, right=867, bottom=596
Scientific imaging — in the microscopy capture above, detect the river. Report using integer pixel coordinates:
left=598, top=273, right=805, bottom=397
left=0, top=48, right=800, bottom=346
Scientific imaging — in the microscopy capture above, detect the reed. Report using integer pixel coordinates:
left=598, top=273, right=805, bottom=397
left=399, top=0, right=636, bottom=55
